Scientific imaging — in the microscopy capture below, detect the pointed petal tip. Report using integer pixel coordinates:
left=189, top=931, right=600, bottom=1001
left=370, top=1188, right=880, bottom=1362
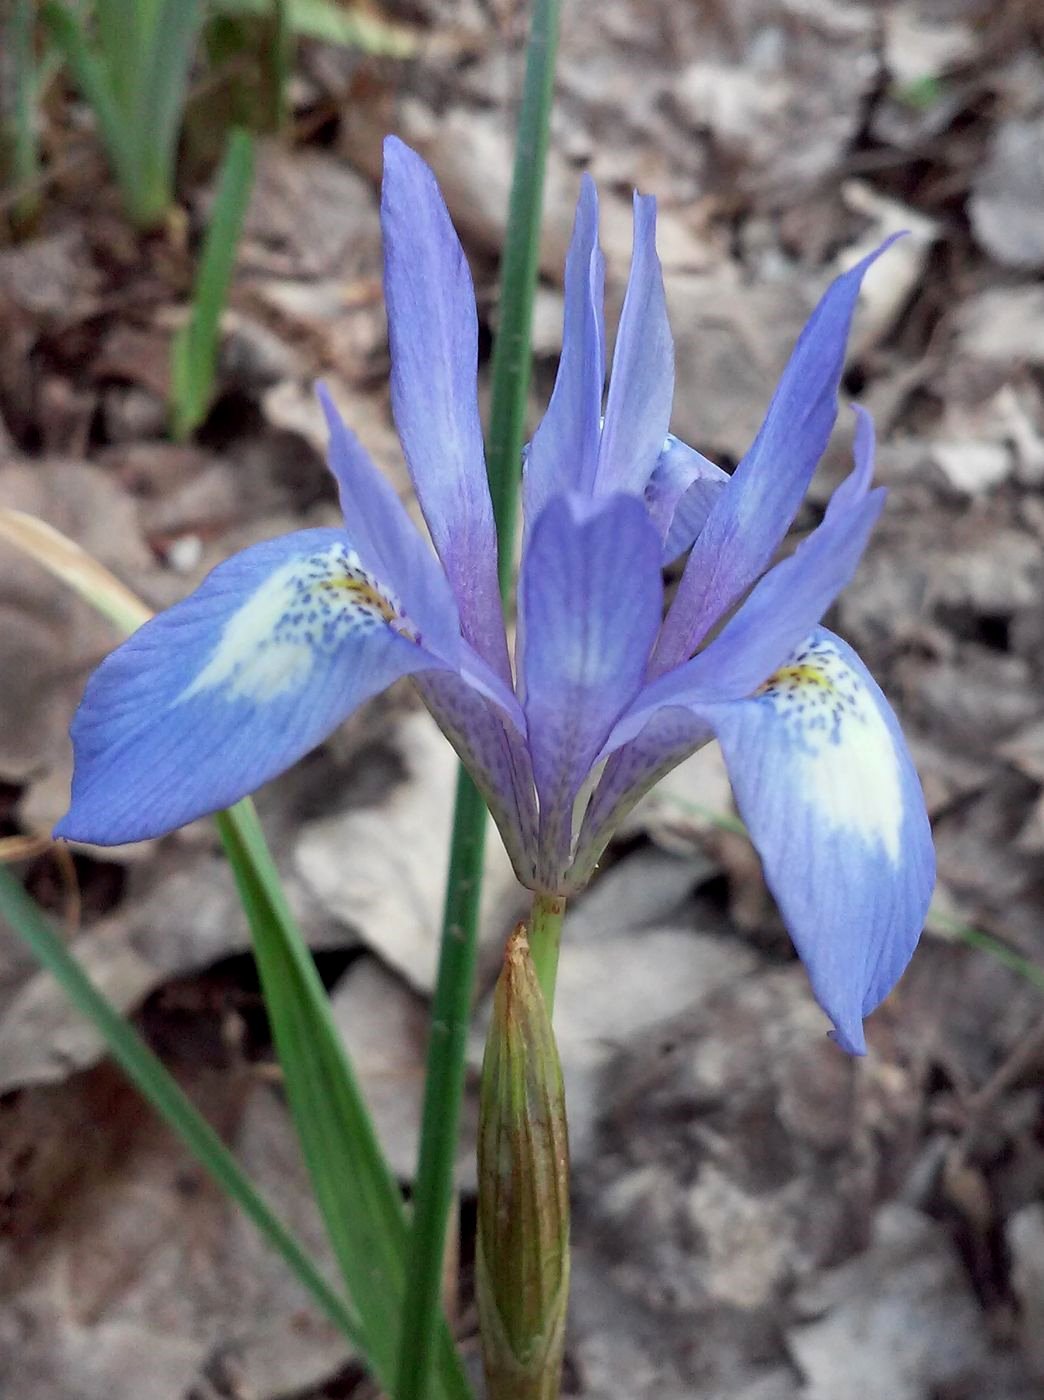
left=844, top=230, right=907, bottom=284
left=849, top=403, right=877, bottom=496
left=381, top=135, right=441, bottom=207
left=879, top=227, right=909, bottom=251
left=52, top=809, right=142, bottom=848
left=52, top=787, right=173, bottom=847
left=629, top=191, right=661, bottom=260
left=378, top=123, right=508, bottom=677
left=829, top=1019, right=868, bottom=1056
left=316, top=382, right=357, bottom=451
left=573, top=172, right=602, bottom=253
left=381, top=132, right=411, bottom=165
left=315, top=379, right=338, bottom=427
left=525, top=177, right=606, bottom=514
left=595, top=183, right=673, bottom=497
left=631, top=188, right=657, bottom=218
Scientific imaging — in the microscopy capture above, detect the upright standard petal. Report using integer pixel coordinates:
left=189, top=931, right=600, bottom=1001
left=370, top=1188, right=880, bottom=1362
left=56, top=530, right=449, bottom=844
left=520, top=493, right=663, bottom=887
left=318, top=382, right=461, bottom=661
left=380, top=136, right=508, bottom=678
left=662, top=471, right=730, bottom=563
left=678, top=485, right=885, bottom=702
left=607, top=463, right=885, bottom=751
left=702, top=629, right=934, bottom=1052
left=595, top=193, right=674, bottom=497
left=653, top=237, right=901, bottom=673
left=524, top=175, right=605, bottom=526
left=643, top=434, right=729, bottom=562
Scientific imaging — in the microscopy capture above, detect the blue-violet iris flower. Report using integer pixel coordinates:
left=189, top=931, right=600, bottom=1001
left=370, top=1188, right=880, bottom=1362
left=57, top=137, right=934, bottom=1054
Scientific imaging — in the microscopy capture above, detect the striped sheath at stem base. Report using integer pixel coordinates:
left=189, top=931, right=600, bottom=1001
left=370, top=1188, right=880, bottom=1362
left=476, top=923, right=570, bottom=1400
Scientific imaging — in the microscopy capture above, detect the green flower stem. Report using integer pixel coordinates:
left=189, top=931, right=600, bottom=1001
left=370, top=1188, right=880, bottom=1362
left=487, top=0, right=562, bottom=596
left=396, top=766, right=487, bottom=1399
left=398, top=0, right=563, bottom=1393
left=528, top=893, right=565, bottom=1014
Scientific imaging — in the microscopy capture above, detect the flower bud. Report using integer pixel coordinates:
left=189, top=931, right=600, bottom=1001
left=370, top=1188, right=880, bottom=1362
left=476, top=923, right=570, bottom=1400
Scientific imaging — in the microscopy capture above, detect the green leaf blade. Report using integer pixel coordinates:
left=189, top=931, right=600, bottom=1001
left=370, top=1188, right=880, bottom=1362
left=170, top=126, right=256, bottom=439
left=215, top=802, right=472, bottom=1400
left=5, top=0, right=42, bottom=230
left=0, top=863, right=365, bottom=1352
left=136, top=0, right=204, bottom=222
left=43, top=1, right=145, bottom=221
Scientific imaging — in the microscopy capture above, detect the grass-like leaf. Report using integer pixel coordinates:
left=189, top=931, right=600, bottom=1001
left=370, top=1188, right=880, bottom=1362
left=397, top=767, right=488, bottom=1399
left=213, top=0, right=419, bottom=58
left=4, top=0, right=41, bottom=231
left=44, top=0, right=202, bottom=228
left=94, top=0, right=159, bottom=117
left=171, top=126, right=256, bottom=440
left=0, top=509, right=153, bottom=634
left=135, top=0, right=204, bottom=222
left=396, top=1, right=563, bottom=1395
left=43, top=1, right=142, bottom=217
left=0, top=863, right=365, bottom=1351
left=215, top=803, right=471, bottom=1398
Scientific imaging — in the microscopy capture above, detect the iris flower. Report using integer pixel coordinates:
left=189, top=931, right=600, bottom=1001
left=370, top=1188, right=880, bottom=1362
left=57, top=138, right=934, bottom=1053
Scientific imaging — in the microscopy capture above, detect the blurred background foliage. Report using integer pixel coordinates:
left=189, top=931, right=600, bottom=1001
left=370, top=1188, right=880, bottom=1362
left=2, top=0, right=419, bottom=432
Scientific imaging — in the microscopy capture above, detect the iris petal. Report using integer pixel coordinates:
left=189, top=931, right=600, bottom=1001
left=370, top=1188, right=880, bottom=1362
left=644, top=433, right=729, bottom=562
left=705, top=628, right=934, bottom=1052
left=416, top=671, right=539, bottom=887
left=56, top=530, right=448, bottom=844
left=520, top=492, right=663, bottom=887
left=595, top=193, right=674, bottom=497
left=653, top=237, right=901, bottom=673
left=380, top=136, right=509, bottom=679
left=605, top=440, right=884, bottom=753
left=581, top=423, right=886, bottom=889
left=318, top=383, right=461, bottom=661
left=569, top=706, right=712, bottom=892
left=524, top=175, right=605, bottom=527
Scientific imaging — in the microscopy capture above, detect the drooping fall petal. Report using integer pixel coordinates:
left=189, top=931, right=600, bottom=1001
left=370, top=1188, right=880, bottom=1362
left=57, top=530, right=449, bottom=843
left=703, top=628, right=934, bottom=1052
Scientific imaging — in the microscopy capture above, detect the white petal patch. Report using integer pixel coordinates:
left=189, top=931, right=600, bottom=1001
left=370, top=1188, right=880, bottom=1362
left=756, top=634, right=903, bottom=862
left=182, top=542, right=412, bottom=705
